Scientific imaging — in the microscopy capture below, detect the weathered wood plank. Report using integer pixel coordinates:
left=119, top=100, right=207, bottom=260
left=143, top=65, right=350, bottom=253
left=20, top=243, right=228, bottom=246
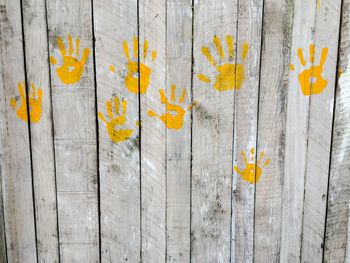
left=166, top=0, right=192, bottom=262
left=192, top=0, right=238, bottom=261
left=0, top=0, right=37, bottom=261
left=254, top=0, right=293, bottom=262
left=324, top=0, right=350, bottom=261
left=231, top=0, right=263, bottom=261
left=93, top=0, right=141, bottom=261
left=280, top=0, right=316, bottom=261
left=46, top=0, right=99, bottom=261
left=301, top=0, right=342, bottom=261
left=21, top=0, right=59, bottom=261
left=138, top=0, right=167, bottom=262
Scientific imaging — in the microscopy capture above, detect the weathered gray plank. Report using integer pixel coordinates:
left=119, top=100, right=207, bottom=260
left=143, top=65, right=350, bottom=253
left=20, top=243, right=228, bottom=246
left=280, top=0, right=316, bottom=261
left=0, top=0, right=37, bottom=261
left=324, top=0, right=350, bottom=261
left=254, top=0, right=293, bottom=262
left=231, top=0, right=263, bottom=261
left=46, top=0, right=99, bottom=261
left=301, top=0, right=342, bottom=261
left=93, top=0, right=141, bottom=261
left=139, top=0, right=167, bottom=262
left=192, top=0, right=238, bottom=261
left=166, top=0, right=192, bottom=262
left=21, top=0, right=59, bottom=261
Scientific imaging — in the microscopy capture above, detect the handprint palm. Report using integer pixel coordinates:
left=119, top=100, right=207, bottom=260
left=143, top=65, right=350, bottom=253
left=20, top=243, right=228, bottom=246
left=98, top=97, right=133, bottom=143
left=290, top=44, right=329, bottom=95
left=50, top=33, right=90, bottom=85
left=148, top=85, right=194, bottom=130
left=10, top=82, right=42, bottom=123
left=234, top=148, right=270, bottom=184
left=110, top=36, right=157, bottom=94
left=198, top=35, right=249, bottom=91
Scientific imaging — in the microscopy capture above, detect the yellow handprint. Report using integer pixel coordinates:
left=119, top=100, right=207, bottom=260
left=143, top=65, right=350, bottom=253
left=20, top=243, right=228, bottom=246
left=10, top=82, right=42, bottom=123
left=50, top=33, right=90, bottom=85
left=234, top=148, right=270, bottom=184
left=98, top=97, right=133, bottom=143
left=290, top=44, right=329, bottom=96
left=197, top=35, right=249, bottom=91
left=110, top=36, right=157, bottom=94
left=148, top=85, right=195, bottom=130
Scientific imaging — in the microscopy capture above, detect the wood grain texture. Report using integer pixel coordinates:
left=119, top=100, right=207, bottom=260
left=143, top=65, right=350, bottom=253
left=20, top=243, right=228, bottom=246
left=139, top=0, right=167, bottom=262
left=231, top=0, right=263, bottom=261
left=166, top=0, right=192, bottom=262
left=254, top=0, right=293, bottom=262
left=93, top=0, right=141, bottom=261
left=280, top=0, right=316, bottom=261
left=0, top=0, right=37, bottom=261
left=46, top=0, right=99, bottom=261
left=21, top=0, right=59, bottom=261
left=301, top=0, right=342, bottom=261
left=192, top=0, right=237, bottom=261
left=324, top=0, right=350, bottom=261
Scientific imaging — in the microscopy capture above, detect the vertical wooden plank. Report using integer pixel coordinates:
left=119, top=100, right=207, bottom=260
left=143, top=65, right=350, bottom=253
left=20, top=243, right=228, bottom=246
left=192, top=0, right=237, bottom=261
left=139, top=0, right=167, bottom=262
left=93, top=0, right=141, bottom=261
left=166, top=0, right=192, bottom=262
left=324, top=0, right=350, bottom=261
left=254, top=0, right=293, bottom=262
left=46, top=0, right=99, bottom=261
left=301, top=0, right=342, bottom=261
left=21, top=0, right=59, bottom=261
left=0, top=0, right=37, bottom=261
left=231, top=0, right=263, bottom=262
left=280, top=0, right=316, bottom=261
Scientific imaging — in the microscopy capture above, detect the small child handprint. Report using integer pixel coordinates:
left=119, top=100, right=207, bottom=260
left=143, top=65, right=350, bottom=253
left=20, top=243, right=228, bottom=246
left=198, top=35, right=249, bottom=91
left=234, top=147, right=270, bottom=184
left=290, top=44, right=329, bottom=95
left=50, top=33, right=90, bottom=85
left=98, top=97, right=133, bottom=143
left=10, top=82, right=42, bottom=123
left=148, top=85, right=195, bottom=130
left=110, top=36, right=157, bottom=94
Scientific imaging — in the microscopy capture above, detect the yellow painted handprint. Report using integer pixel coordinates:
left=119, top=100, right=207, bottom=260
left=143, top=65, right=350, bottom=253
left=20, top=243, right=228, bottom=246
left=98, top=97, right=133, bottom=143
left=10, top=82, right=42, bottom=123
left=110, top=36, right=157, bottom=94
left=148, top=85, right=195, bottom=130
left=290, top=44, right=329, bottom=96
left=50, top=33, right=90, bottom=85
left=234, top=148, right=270, bottom=184
left=198, top=35, right=249, bottom=91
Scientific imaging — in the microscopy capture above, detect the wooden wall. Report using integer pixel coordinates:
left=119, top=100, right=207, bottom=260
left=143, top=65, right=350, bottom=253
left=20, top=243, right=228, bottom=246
left=0, top=0, right=349, bottom=262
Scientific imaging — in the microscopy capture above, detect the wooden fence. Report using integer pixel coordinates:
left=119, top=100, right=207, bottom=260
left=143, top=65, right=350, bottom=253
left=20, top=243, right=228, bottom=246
left=0, top=0, right=349, bottom=262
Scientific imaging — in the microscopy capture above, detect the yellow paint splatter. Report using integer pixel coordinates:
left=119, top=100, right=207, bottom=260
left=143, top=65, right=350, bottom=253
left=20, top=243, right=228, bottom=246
left=98, top=97, right=133, bottom=143
left=50, top=33, right=90, bottom=85
left=234, top=147, right=270, bottom=184
left=110, top=36, right=157, bottom=94
left=317, top=0, right=321, bottom=11
left=290, top=44, right=329, bottom=96
left=197, top=35, right=249, bottom=92
left=10, top=82, right=42, bottom=123
left=147, top=85, right=195, bottom=130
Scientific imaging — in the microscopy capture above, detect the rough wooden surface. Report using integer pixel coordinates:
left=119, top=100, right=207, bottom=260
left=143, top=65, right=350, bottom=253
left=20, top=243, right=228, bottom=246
left=192, top=0, right=237, bottom=261
left=46, top=0, right=99, bottom=261
left=21, top=0, right=59, bottom=261
left=324, top=0, right=350, bottom=262
left=139, top=0, right=167, bottom=262
left=166, top=0, right=192, bottom=262
left=0, top=0, right=349, bottom=262
left=254, top=0, right=293, bottom=262
left=0, top=0, right=37, bottom=262
left=93, top=0, right=141, bottom=261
